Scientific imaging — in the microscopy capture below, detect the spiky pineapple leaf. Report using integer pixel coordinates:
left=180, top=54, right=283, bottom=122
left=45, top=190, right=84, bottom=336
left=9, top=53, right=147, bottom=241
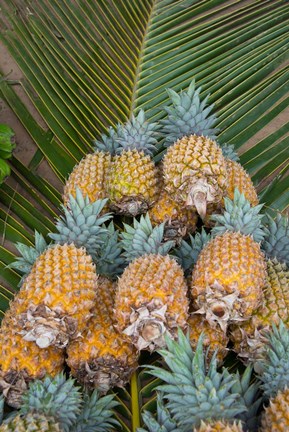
left=72, top=390, right=120, bottom=432
left=211, top=188, right=265, bottom=242
left=20, top=373, right=82, bottom=432
left=120, top=214, right=175, bottom=261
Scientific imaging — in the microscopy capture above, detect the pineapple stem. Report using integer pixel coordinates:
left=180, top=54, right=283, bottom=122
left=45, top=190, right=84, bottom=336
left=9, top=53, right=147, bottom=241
left=130, top=370, right=141, bottom=431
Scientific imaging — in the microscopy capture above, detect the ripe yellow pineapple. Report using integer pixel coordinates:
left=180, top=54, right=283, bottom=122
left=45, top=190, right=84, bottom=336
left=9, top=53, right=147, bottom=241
left=114, top=215, right=189, bottom=351
left=191, top=190, right=267, bottom=331
left=66, top=276, right=139, bottom=393
left=159, top=80, right=226, bottom=219
left=187, top=314, right=228, bottom=363
left=225, top=159, right=258, bottom=206
left=162, top=135, right=227, bottom=219
left=148, top=187, right=198, bottom=242
left=9, top=243, right=98, bottom=349
left=106, top=110, right=160, bottom=216
left=63, top=151, right=111, bottom=208
left=230, top=258, right=289, bottom=362
left=0, top=311, right=65, bottom=408
left=194, top=420, right=244, bottom=431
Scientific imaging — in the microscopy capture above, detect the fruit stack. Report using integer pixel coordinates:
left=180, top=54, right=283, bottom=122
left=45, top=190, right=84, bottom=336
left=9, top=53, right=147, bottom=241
left=1, top=79, right=289, bottom=431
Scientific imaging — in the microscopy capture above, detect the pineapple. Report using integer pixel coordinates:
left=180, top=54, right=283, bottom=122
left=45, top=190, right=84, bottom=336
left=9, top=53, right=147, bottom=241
left=67, top=276, right=139, bottom=393
left=148, top=188, right=198, bottom=242
left=114, top=214, right=189, bottom=351
left=191, top=190, right=267, bottom=331
left=230, top=258, right=289, bottom=362
left=254, top=323, right=289, bottom=431
left=187, top=314, right=228, bottom=364
left=194, top=421, right=244, bottom=431
left=162, top=134, right=227, bottom=219
left=8, top=243, right=98, bottom=349
left=147, top=330, right=249, bottom=431
left=160, top=80, right=226, bottom=219
left=106, top=110, right=160, bottom=216
left=0, top=314, right=65, bottom=408
left=5, top=193, right=113, bottom=349
left=225, top=159, right=258, bottom=206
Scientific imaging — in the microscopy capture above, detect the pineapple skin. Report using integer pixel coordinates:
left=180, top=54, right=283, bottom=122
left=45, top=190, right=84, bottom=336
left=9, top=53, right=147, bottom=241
left=0, top=313, right=64, bottom=408
left=187, top=314, right=228, bottom=364
left=107, top=149, right=159, bottom=216
left=261, top=387, right=289, bottom=432
left=194, top=420, right=244, bottom=431
left=114, top=254, right=189, bottom=351
left=148, top=188, right=198, bottom=242
left=191, top=232, right=267, bottom=331
left=66, top=276, right=139, bottom=393
left=0, top=413, right=60, bottom=431
left=225, top=159, right=258, bottom=206
left=9, top=244, right=98, bottom=349
left=230, top=259, right=289, bottom=362
left=63, top=151, right=111, bottom=207
left=162, top=135, right=227, bottom=218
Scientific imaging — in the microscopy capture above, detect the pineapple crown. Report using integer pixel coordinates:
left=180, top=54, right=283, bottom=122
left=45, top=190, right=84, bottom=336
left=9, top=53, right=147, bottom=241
left=137, top=393, right=181, bottom=432
left=147, top=330, right=247, bottom=431
left=94, top=110, right=160, bottom=156
left=254, top=321, right=289, bottom=399
left=115, top=109, right=160, bottom=156
left=49, top=188, right=112, bottom=261
left=231, top=366, right=262, bottom=432
left=72, top=390, right=119, bottom=432
left=93, top=124, right=121, bottom=156
left=20, top=373, right=82, bottom=432
left=120, top=214, right=175, bottom=262
left=18, top=374, right=120, bottom=432
left=211, top=188, right=265, bottom=243
left=7, top=231, right=48, bottom=285
left=161, top=79, right=219, bottom=146
left=94, top=221, right=126, bottom=279
left=261, top=213, right=289, bottom=267
left=173, top=228, right=211, bottom=272
left=220, top=143, right=240, bottom=162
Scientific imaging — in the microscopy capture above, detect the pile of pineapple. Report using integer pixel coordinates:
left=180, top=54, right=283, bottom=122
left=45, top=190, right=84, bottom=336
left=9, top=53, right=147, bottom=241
left=1, top=80, right=289, bottom=431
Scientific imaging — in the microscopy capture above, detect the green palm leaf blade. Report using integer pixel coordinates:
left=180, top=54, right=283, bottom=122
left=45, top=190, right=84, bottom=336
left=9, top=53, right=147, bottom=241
left=0, top=2, right=289, bottom=429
